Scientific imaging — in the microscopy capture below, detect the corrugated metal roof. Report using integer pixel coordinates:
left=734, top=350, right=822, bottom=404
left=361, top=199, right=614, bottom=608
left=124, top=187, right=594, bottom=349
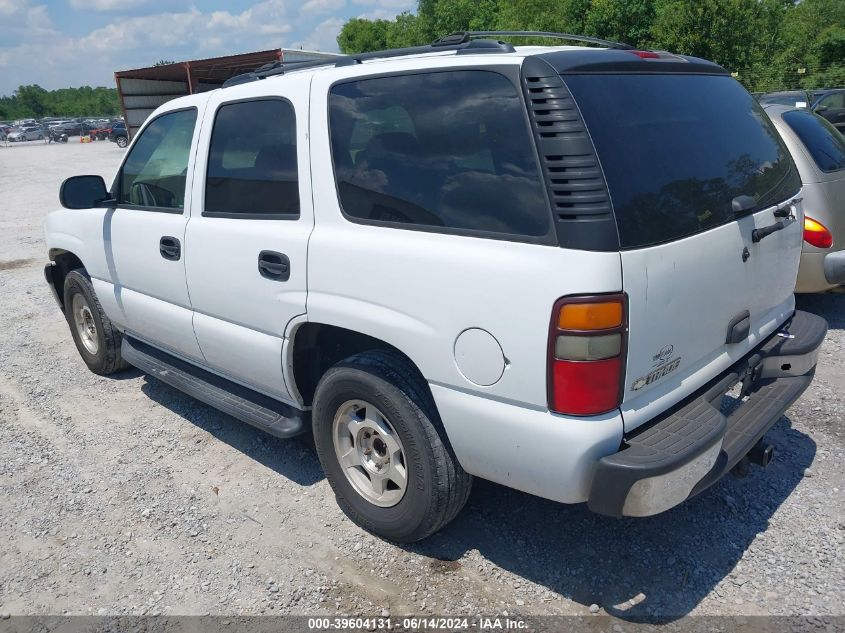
left=115, top=49, right=283, bottom=83
left=114, top=49, right=341, bottom=136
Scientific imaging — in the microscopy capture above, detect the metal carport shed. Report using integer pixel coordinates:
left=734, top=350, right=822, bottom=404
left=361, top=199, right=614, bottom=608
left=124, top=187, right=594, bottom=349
left=115, top=49, right=338, bottom=138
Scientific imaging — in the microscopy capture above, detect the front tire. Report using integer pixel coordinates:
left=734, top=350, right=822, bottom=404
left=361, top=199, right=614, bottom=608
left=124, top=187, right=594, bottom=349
left=63, top=269, right=129, bottom=375
left=313, top=350, right=472, bottom=542
left=116, top=136, right=128, bottom=148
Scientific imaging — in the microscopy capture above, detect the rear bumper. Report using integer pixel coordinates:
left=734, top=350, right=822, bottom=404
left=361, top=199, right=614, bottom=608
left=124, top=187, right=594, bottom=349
left=587, top=310, right=827, bottom=518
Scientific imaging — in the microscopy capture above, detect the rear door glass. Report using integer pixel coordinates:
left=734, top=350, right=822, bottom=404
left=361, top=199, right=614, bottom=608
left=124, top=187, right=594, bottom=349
left=204, top=99, right=299, bottom=217
left=328, top=70, right=551, bottom=239
left=782, top=110, right=845, bottom=173
left=565, top=74, right=800, bottom=249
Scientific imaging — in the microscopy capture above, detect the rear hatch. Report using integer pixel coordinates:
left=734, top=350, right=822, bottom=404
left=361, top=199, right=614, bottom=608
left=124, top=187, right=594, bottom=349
left=564, top=71, right=803, bottom=431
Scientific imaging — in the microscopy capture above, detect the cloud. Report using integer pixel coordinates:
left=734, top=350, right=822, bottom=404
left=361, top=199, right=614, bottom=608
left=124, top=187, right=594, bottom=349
left=77, top=0, right=292, bottom=56
left=68, top=0, right=148, bottom=10
left=300, top=0, right=346, bottom=16
left=1, top=0, right=301, bottom=92
left=0, top=0, right=27, bottom=15
left=356, top=8, right=401, bottom=20
left=1, top=0, right=414, bottom=94
left=295, top=16, right=345, bottom=51
left=26, top=4, right=52, bottom=30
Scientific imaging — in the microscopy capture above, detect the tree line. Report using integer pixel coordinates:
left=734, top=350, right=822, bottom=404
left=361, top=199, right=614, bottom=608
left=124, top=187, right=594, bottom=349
left=0, top=85, right=120, bottom=121
left=337, top=0, right=845, bottom=92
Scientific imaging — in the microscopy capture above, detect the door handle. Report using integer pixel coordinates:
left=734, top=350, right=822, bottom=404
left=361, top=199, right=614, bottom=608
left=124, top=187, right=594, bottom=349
left=159, top=236, right=181, bottom=261
left=258, top=250, right=290, bottom=281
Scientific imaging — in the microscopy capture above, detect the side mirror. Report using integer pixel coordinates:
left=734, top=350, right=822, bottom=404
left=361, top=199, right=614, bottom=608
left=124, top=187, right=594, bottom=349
left=815, top=105, right=828, bottom=113
left=59, top=175, right=115, bottom=209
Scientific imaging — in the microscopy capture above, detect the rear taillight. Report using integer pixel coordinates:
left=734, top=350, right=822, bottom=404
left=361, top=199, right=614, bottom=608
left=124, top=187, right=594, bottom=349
left=804, top=216, right=833, bottom=249
left=548, top=294, right=627, bottom=416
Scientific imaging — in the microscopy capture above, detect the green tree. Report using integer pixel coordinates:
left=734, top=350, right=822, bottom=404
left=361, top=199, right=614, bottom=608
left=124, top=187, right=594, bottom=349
left=333, top=0, right=845, bottom=94
left=337, top=17, right=391, bottom=53
left=495, top=0, right=590, bottom=34
left=0, top=85, right=120, bottom=119
left=650, top=0, right=786, bottom=79
left=385, top=12, right=426, bottom=48
left=15, top=85, right=49, bottom=118
left=585, top=0, right=655, bottom=47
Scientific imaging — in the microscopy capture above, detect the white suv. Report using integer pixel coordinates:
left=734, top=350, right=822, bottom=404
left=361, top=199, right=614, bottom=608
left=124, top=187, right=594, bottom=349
left=45, top=32, right=827, bottom=542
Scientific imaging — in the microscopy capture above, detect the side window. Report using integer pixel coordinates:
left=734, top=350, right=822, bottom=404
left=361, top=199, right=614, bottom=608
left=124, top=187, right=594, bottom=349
left=204, top=99, right=299, bottom=218
left=118, top=109, right=197, bottom=210
left=783, top=110, right=845, bottom=173
left=328, top=70, right=550, bottom=238
left=819, top=93, right=845, bottom=110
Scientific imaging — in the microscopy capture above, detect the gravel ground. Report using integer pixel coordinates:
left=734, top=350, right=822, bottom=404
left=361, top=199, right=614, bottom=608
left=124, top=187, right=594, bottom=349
left=0, top=139, right=843, bottom=621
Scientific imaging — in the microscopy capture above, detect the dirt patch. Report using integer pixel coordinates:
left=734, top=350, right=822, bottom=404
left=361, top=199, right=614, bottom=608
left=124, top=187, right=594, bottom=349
left=0, top=257, right=35, bottom=271
left=429, top=559, right=461, bottom=573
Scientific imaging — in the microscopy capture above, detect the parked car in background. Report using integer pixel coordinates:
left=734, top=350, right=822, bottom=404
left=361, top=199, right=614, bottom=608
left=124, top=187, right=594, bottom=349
left=812, top=89, right=845, bottom=134
left=765, top=104, right=845, bottom=293
left=7, top=125, right=44, bottom=141
left=758, top=90, right=812, bottom=108
left=107, top=121, right=128, bottom=147
left=88, top=123, right=111, bottom=140
left=57, top=122, right=84, bottom=136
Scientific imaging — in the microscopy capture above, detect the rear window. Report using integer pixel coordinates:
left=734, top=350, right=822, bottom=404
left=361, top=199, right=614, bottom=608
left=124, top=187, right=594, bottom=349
left=565, top=74, right=801, bottom=249
left=782, top=110, right=845, bottom=173
left=328, top=70, right=550, bottom=239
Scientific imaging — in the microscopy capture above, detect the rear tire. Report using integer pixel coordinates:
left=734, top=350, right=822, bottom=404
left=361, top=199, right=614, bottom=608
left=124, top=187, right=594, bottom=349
left=313, top=350, right=472, bottom=543
left=63, top=269, right=129, bottom=375
left=116, top=136, right=128, bottom=148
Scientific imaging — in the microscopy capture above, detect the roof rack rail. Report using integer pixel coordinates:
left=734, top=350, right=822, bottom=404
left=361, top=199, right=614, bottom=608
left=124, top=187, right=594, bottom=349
left=222, top=30, right=630, bottom=88
left=333, top=37, right=515, bottom=67
left=436, top=31, right=634, bottom=51
left=223, top=57, right=343, bottom=87
left=223, top=38, right=515, bottom=87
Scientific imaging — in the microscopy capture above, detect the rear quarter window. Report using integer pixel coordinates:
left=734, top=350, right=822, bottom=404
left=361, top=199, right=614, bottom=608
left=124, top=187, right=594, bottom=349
left=782, top=110, right=845, bottom=173
left=328, top=70, right=551, bottom=240
left=565, top=74, right=801, bottom=249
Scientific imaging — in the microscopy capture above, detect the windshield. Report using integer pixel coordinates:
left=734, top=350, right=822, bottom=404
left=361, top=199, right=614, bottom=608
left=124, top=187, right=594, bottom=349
left=565, top=74, right=801, bottom=249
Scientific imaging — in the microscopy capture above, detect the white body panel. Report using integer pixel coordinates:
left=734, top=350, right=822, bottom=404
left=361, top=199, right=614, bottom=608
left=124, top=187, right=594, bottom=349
left=432, top=384, right=623, bottom=503
left=184, top=75, right=314, bottom=401
left=308, top=61, right=622, bottom=409
left=621, top=203, right=802, bottom=431
left=106, top=208, right=203, bottom=360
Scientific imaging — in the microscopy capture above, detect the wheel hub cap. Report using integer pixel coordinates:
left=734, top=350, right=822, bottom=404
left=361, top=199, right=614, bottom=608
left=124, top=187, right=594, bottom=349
left=332, top=400, right=407, bottom=507
left=72, top=294, right=99, bottom=355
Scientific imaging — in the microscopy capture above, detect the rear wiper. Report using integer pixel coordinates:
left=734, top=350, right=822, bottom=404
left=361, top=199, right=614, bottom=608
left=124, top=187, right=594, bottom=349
left=752, top=217, right=796, bottom=243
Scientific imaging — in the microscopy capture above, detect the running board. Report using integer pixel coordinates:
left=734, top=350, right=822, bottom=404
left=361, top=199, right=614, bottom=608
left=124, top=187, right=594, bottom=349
left=121, top=336, right=308, bottom=439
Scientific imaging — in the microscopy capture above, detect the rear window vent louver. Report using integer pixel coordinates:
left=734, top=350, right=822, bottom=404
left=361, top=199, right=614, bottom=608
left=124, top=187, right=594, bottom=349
left=521, top=57, right=620, bottom=251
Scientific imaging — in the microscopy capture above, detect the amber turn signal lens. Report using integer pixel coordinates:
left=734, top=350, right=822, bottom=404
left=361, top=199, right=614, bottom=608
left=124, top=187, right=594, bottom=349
left=803, top=216, right=833, bottom=249
left=558, top=301, right=623, bottom=331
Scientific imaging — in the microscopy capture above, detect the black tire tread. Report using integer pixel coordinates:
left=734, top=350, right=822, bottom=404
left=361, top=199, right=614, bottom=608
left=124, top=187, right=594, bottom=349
left=64, top=269, right=129, bottom=375
left=316, top=349, right=472, bottom=542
